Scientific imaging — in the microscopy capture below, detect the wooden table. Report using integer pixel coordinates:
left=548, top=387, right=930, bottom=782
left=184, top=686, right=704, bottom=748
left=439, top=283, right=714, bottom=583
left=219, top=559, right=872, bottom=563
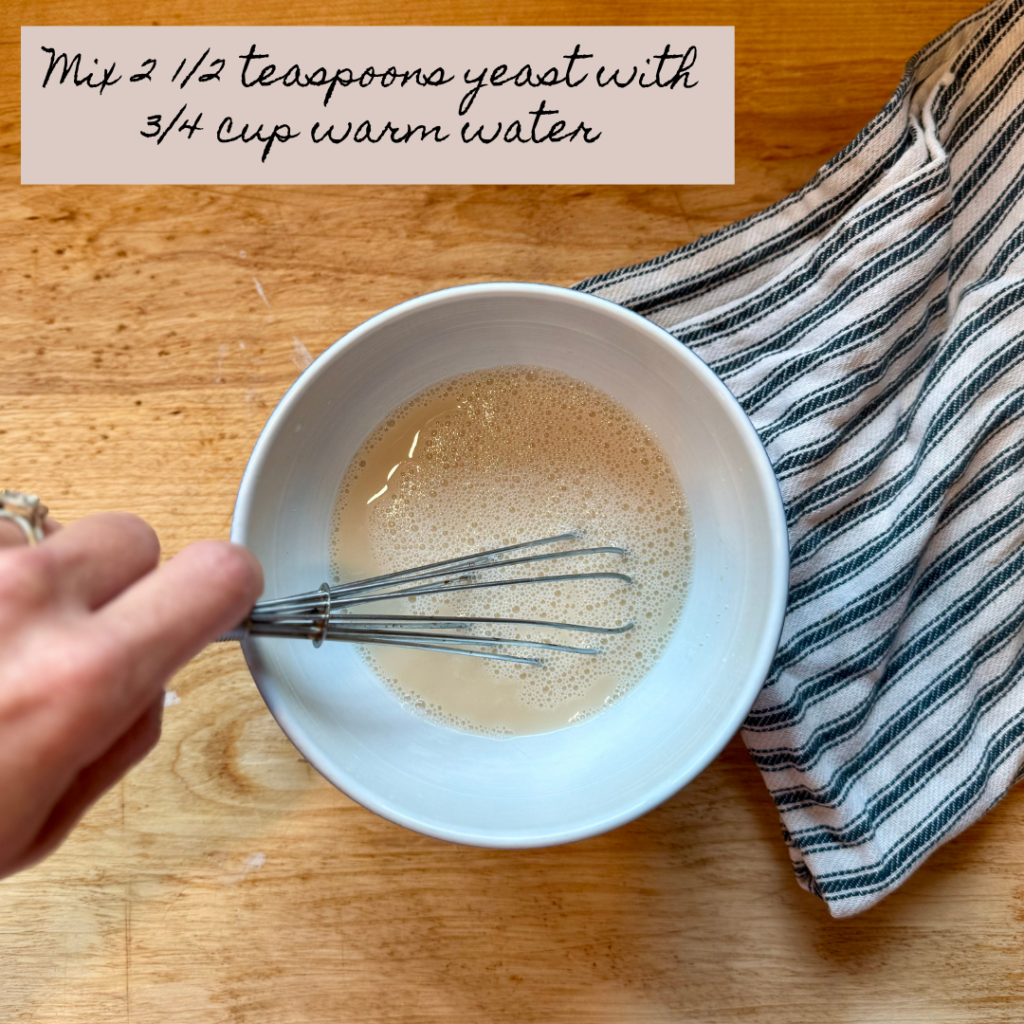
left=4, top=2, right=1023, bottom=1021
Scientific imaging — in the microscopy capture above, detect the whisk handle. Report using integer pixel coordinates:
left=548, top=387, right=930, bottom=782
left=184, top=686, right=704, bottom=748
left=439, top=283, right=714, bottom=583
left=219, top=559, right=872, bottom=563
left=217, top=626, right=251, bottom=642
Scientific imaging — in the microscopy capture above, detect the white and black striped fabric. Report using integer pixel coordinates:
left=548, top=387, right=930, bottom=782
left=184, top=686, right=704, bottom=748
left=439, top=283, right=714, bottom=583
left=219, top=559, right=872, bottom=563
left=578, top=0, right=1024, bottom=916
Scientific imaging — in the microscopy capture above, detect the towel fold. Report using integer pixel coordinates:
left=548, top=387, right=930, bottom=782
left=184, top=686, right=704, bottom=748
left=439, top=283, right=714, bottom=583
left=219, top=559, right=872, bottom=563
left=578, top=0, right=1024, bottom=916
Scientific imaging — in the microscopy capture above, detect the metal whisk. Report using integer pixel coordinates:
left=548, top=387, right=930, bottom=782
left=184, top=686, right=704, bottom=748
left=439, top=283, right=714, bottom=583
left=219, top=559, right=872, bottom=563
left=221, top=533, right=634, bottom=666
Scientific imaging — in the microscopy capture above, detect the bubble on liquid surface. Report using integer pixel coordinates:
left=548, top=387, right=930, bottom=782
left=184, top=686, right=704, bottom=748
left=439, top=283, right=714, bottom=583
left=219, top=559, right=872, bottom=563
left=330, top=366, right=693, bottom=736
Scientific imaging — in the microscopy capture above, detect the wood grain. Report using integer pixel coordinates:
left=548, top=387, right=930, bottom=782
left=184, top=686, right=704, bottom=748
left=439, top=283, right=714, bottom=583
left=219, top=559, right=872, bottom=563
left=4, top=2, right=1024, bottom=1023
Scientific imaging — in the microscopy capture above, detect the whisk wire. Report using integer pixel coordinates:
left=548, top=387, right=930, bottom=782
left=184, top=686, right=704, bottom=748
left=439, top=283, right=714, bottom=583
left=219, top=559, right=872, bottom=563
left=225, top=534, right=634, bottom=664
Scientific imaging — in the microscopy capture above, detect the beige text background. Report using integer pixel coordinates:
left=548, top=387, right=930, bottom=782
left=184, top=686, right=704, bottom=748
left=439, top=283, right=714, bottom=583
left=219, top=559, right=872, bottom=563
left=22, top=26, right=734, bottom=184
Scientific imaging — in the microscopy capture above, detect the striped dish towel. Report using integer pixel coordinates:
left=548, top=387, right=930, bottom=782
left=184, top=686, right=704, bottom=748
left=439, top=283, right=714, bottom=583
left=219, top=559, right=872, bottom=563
left=578, top=0, right=1024, bottom=917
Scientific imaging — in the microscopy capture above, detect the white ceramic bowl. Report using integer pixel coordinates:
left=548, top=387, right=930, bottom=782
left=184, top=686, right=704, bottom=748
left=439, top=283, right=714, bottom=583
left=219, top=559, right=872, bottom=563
left=231, top=283, right=789, bottom=847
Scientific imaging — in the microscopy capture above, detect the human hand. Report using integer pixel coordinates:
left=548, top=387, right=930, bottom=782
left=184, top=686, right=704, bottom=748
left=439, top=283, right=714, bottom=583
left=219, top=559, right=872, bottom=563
left=0, top=511, right=262, bottom=879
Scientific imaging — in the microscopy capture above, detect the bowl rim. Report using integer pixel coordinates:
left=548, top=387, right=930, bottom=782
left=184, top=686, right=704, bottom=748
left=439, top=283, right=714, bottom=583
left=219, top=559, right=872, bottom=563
left=231, top=281, right=790, bottom=847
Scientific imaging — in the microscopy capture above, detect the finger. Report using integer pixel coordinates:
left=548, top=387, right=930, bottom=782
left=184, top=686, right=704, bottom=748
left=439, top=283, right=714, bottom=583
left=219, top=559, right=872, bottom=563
left=0, top=519, right=26, bottom=547
left=0, top=517, right=59, bottom=548
left=40, top=512, right=160, bottom=610
left=94, top=540, right=263, bottom=705
left=9, top=694, right=163, bottom=877
left=0, top=513, right=60, bottom=548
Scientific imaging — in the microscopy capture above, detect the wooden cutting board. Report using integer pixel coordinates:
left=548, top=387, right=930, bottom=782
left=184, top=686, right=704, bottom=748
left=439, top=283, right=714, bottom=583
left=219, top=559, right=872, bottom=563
left=4, top=2, right=1022, bottom=1022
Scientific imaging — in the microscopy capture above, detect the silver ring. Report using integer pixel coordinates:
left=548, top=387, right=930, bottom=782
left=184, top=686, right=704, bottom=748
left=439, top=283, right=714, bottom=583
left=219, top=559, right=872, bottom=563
left=0, top=490, right=49, bottom=545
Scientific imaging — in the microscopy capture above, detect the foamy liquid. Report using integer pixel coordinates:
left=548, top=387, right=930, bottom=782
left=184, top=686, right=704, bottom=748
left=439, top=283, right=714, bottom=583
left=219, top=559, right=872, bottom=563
left=330, top=366, right=692, bottom=736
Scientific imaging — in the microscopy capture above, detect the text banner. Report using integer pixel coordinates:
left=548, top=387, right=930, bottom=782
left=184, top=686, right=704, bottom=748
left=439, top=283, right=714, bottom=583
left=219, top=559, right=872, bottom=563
left=21, top=26, right=734, bottom=184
